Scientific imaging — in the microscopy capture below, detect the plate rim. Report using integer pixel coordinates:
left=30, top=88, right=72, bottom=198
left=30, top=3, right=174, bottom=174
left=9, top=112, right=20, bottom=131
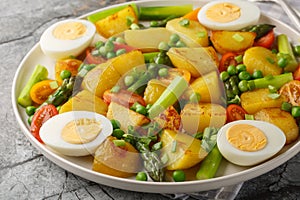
left=11, top=0, right=300, bottom=194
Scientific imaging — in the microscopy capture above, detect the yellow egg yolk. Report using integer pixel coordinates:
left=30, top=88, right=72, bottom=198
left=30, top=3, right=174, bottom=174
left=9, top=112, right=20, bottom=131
left=226, top=124, right=267, bottom=152
left=205, top=3, right=241, bottom=23
left=53, top=21, right=87, bottom=40
left=61, top=118, right=102, bottom=144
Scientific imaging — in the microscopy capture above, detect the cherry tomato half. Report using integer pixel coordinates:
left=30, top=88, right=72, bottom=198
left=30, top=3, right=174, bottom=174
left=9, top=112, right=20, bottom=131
left=226, top=104, right=247, bottom=123
left=293, top=64, right=300, bottom=81
left=254, top=29, right=275, bottom=49
left=219, top=52, right=238, bottom=72
left=30, top=104, right=58, bottom=143
left=85, top=47, right=107, bottom=64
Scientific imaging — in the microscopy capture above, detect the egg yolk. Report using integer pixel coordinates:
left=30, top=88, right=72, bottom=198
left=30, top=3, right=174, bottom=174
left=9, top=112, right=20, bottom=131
left=226, top=124, right=267, bottom=152
left=61, top=118, right=102, bottom=144
left=53, top=21, right=87, bottom=40
left=205, top=3, right=241, bottom=23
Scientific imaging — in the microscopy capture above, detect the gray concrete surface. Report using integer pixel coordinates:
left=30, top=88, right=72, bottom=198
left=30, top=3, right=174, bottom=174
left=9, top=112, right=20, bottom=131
left=1, top=0, right=299, bottom=199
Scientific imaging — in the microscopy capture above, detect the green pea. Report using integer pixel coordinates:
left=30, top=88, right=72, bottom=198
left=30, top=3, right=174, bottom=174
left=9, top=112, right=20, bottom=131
left=116, top=48, right=126, bottom=56
left=130, top=23, right=140, bottom=30
left=95, top=41, right=104, bottom=49
left=136, top=104, right=147, bottom=115
left=291, top=106, right=300, bottom=117
left=111, top=119, right=121, bottom=129
left=238, top=71, right=251, bottom=80
left=220, top=71, right=230, bottom=81
left=124, top=75, right=135, bottom=86
left=105, top=41, right=115, bottom=52
left=136, top=172, right=148, bottom=181
left=227, top=65, right=237, bottom=75
left=158, top=41, right=169, bottom=51
left=236, top=64, right=247, bottom=72
left=170, top=33, right=180, bottom=43
left=281, top=102, right=292, bottom=112
left=115, top=37, right=125, bottom=44
left=173, top=170, right=186, bottom=182
left=110, top=85, right=120, bottom=93
left=60, top=70, right=71, bottom=80
left=25, top=106, right=36, bottom=116
left=150, top=21, right=159, bottom=27
left=277, top=57, right=288, bottom=68
left=252, top=70, right=263, bottom=79
left=108, top=36, right=116, bottom=42
left=158, top=68, right=168, bottom=77
left=99, top=46, right=107, bottom=56
left=27, top=115, right=33, bottom=125
left=175, top=40, right=186, bottom=47
left=112, top=129, right=125, bottom=139
left=238, top=80, right=248, bottom=92
left=106, top=51, right=116, bottom=59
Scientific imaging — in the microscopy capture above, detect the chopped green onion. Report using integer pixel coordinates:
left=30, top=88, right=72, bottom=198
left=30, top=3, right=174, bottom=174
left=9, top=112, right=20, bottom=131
left=197, top=31, right=206, bottom=38
left=232, top=33, right=244, bottom=42
left=235, top=55, right=243, bottom=63
left=268, top=93, right=281, bottom=99
left=113, top=139, right=126, bottom=147
left=268, top=85, right=277, bottom=93
left=126, top=16, right=135, bottom=26
left=266, top=57, right=275, bottom=64
left=161, top=153, right=169, bottom=165
left=49, top=81, right=59, bottom=89
left=110, top=85, right=121, bottom=93
left=245, top=114, right=254, bottom=120
left=171, top=140, right=177, bottom=153
left=281, top=102, right=292, bottom=112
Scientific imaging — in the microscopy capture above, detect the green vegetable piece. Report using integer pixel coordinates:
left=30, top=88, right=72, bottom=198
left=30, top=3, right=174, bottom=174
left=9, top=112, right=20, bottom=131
left=245, top=114, right=254, bottom=120
left=227, top=65, right=237, bottom=75
left=238, top=71, right=251, bottom=81
left=158, top=67, right=168, bottom=77
left=136, top=172, right=148, bottom=181
left=87, top=4, right=139, bottom=23
left=111, top=119, right=121, bottom=129
left=281, top=102, right=292, bottom=112
left=173, top=170, right=186, bottom=182
left=252, top=70, right=263, bottom=79
left=112, top=129, right=125, bottom=139
left=196, top=145, right=222, bottom=180
left=113, top=139, right=126, bottom=147
left=241, top=24, right=275, bottom=39
left=220, top=71, right=230, bottom=82
left=25, top=106, right=36, bottom=116
left=110, top=85, right=121, bottom=93
left=148, top=76, right=189, bottom=119
left=143, top=52, right=159, bottom=63
left=293, top=45, right=300, bottom=56
left=179, top=19, right=190, bottom=27
left=60, top=70, right=71, bottom=80
left=138, top=4, right=193, bottom=20
left=291, top=106, right=300, bottom=117
left=253, top=72, right=293, bottom=90
left=277, top=34, right=298, bottom=72
left=17, top=65, right=48, bottom=107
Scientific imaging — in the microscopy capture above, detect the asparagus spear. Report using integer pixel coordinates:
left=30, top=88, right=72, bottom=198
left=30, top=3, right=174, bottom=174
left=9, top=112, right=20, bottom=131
left=277, top=34, right=298, bottom=72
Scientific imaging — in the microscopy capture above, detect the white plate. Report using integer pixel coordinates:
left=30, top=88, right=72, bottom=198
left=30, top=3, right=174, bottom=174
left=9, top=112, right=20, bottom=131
left=11, top=0, right=300, bottom=194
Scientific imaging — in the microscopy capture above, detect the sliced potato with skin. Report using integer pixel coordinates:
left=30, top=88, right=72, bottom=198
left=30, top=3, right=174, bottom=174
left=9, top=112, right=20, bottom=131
left=59, top=90, right=108, bottom=115
left=185, top=70, right=225, bottom=104
left=254, top=108, right=299, bottom=144
left=92, top=136, right=142, bottom=178
left=124, top=28, right=172, bottom=52
left=243, top=46, right=282, bottom=76
left=106, top=102, right=150, bottom=133
left=95, top=5, right=138, bottom=38
left=166, top=18, right=209, bottom=47
left=211, top=31, right=256, bottom=54
left=160, top=129, right=208, bottom=170
left=167, top=47, right=219, bottom=78
left=180, top=103, right=227, bottom=134
left=240, top=88, right=287, bottom=114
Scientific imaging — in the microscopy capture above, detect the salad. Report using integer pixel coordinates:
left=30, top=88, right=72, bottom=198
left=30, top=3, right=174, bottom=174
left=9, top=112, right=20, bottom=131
left=16, top=0, right=300, bottom=183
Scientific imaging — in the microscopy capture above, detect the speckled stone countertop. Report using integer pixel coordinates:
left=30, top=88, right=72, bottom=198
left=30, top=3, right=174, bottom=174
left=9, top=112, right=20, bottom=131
left=1, top=0, right=299, bottom=199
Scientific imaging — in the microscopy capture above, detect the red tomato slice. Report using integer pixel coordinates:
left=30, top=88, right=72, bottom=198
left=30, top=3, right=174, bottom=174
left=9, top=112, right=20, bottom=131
left=293, top=64, right=300, bottom=81
left=30, top=104, right=58, bottom=143
left=254, top=30, right=275, bottom=49
left=226, top=104, right=247, bottom=123
left=85, top=47, right=107, bottom=64
left=103, top=89, right=146, bottom=108
left=219, top=52, right=238, bottom=72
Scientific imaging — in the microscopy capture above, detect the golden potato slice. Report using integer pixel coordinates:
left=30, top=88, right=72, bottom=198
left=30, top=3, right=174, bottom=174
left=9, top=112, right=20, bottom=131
left=92, top=136, right=142, bottom=178
left=211, top=30, right=256, bottom=54
left=254, top=108, right=299, bottom=144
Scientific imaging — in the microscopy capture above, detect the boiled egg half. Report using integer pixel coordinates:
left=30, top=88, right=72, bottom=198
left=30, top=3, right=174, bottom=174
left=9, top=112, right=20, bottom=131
left=40, top=19, right=96, bottom=60
left=217, top=120, right=286, bottom=166
left=198, top=0, right=261, bottom=31
left=39, top=111, right=113, bottom=156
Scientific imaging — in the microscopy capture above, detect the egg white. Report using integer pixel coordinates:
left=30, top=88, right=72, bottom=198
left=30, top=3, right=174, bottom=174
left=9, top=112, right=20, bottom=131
left=39, top=111, right=113, bottom=157
left=217, top=120, right=286, bottom=166
left=197, top=0, right=261, bottom=31
left=40, top=19, right=96, bottom=60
